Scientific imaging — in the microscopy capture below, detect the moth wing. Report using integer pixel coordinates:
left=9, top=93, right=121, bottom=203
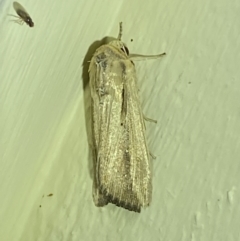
left=13, top=2, right=30, bottom=18
left=115, top=61, right=152, bottom=211
left=90, top=46, right=126, bottom=208
left=124, top=65, right=152, bottom=205
left=90, top=46, right=151, bottom=212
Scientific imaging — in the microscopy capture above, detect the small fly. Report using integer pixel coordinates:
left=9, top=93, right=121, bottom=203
left=9, top=2, right=34, bottom=27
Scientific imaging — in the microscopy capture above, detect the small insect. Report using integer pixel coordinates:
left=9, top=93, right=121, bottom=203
left=9, top=2, right=34, bottom=27
left=89, top=23, right=166, bottom=212
left=47, top=193, right=53, bottom=197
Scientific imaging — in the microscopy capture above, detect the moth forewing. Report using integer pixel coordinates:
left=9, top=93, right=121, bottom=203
left=12, top=2, right=34, bottom=27
left=89, top=23, right=165, bottom=212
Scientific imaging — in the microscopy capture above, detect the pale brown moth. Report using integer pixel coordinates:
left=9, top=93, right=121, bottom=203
left=89, top=23, right=165, bottom=212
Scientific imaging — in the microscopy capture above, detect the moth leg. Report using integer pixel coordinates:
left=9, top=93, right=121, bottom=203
left=143, top=115, right=157, bottom=159
left=7, top=14, right=20, bottom=18
left=11, top=19, right=24, bottom=25
left=150, top=152, right=156, bottom=159
left=143, top=114, right=157, bottom=124
left=8, top=14, right=24, bottom=25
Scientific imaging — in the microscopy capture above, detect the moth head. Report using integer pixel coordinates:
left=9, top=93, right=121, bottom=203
left=26, top=17, right=34, bottom=27
left=109, top=40, right=129, bottom=56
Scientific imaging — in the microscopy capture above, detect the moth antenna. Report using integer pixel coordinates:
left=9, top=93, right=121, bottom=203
left=117, top=22, right=123, bottom=40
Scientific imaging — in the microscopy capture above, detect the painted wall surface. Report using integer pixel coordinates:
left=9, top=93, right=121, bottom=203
left=0, top=0, right=239, bottom=240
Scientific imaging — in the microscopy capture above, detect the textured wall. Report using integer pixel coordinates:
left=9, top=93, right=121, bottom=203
left=0, top=0, right=239, bottom=240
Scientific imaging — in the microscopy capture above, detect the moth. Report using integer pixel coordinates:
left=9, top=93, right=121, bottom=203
left=9, top=2, right=34, bottom=27
left=89, top=23, right=166, bottom=212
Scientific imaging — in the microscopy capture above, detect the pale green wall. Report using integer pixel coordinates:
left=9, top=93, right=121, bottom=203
left=0, top=0, right=239, bottom=240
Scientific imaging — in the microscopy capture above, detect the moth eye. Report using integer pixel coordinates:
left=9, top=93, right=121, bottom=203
left=121, top=46, right=129, bottom=55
